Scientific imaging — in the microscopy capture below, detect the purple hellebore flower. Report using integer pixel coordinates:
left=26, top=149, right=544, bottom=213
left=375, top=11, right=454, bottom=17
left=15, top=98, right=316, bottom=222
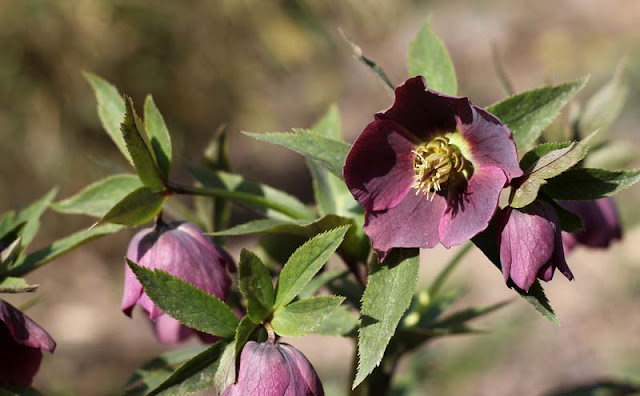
left=497, top=201, right=574, bottom=292
left=122, top=221, right=233, bottom=344
left=0, top=299, right=56, bottom=387
left=560, top=197, right=622, bottom=252
left=222, top=340, right=324, bottom=396
left=344, top=76, right=522, bottom=259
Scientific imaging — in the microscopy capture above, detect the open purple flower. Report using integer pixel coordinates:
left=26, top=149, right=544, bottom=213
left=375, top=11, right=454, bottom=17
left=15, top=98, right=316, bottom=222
left=344, top=76, right=522, bottom=259
left=222, top=340, right=324, bottom=396
left=0, top=299, right=56, bottom=387
left=122, top=220, right=233, bottom=344
left=497, top=201, right=574, bottom=291
left=560, top=198, right=622, bottom=252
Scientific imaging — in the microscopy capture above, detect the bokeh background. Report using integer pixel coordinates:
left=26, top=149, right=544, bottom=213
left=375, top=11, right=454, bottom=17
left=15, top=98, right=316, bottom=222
left=1, top=0, right=640, bottom=395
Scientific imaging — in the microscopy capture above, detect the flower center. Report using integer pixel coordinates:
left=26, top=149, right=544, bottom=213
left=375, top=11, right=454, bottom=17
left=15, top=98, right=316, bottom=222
left=412, top=136, right=469, bottom=200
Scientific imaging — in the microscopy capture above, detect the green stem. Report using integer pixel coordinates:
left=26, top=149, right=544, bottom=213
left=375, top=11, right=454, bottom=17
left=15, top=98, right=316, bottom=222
left=428, top=241, right=473, bottom=297
left=169, top=183, right=313, bottom=221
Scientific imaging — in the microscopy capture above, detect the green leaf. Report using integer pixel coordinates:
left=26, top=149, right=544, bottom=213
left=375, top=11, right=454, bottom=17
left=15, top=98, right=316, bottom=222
left=146, top=341, right=231, bottom=396
left=234, top=316, right=258, bottom=364
left=578, top=60, right=629, bottom=138
left=510, top=132, right=595, bottom=208
left=97, top=187, right=167, bottom=226
left=353, top=248, right=420, bottom=389
left=244, top=129, right=351, bottom=179
left=189, top=167, right=313, bottom=221
left=313, top=305, right=359, bottom=337
left=342, top=33, right=394, bottom=91
left=543, top=380, right=640, bottom=396
left=519, top=141, right=573, bottom=171
left=127, top=261, right=239, bottom=337
left=52, top=174, right=142, bottom=218
left=487, top=78, right=588, bottom=151
left=144, top=95, right=173, bottom=181
left=309, top=106, right=362, bottom=219
left=0, top=277, right=38, bottom=293
left=238, top=249, right=275, bottom=323
left=430, top=299, right=512, bottom=330
left=122, top=97, right=166, bottom=190
left=212, top=340, right=237, bottom=395
left=213, top=215, right=352, bottom=238
left=123, top=346, right=208, bottom=396
left=542, top=168, right=640, bottom=200
left=84, top=72, right=132, bottom=166
left=408, top=19, right=457, bottom=95
left=272, top=295, right=345, bottom=337
left=13, top=188, right=57, bottom=248
left=274, top=226, right=349, bottom=308
left=471, top=225, right=558, bottom=324
left=6, top=224, right=123, bottom=277
left=584, top=141, right=636, bottom=170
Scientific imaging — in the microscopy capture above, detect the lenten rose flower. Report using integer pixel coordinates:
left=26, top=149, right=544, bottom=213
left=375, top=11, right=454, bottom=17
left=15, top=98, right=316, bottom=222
left=344, top=76, right=522, bottom=259
left=222, top=340, right=324, bottom=396
left=122, top=220, right=233, bottom=344
left=560, top=197, right=622, bottom=253
left=497, top=201, right=574, bottom=291
left=0, top=299, right=56, bottom=387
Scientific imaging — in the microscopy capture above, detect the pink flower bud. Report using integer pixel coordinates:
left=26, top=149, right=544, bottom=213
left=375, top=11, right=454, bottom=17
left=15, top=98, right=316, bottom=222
left=222, top=340, right=324, bottom=396
left=122, top=221, right=233, bottom=343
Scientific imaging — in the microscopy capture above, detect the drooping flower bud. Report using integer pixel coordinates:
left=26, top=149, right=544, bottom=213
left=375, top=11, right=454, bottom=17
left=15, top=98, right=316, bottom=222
left=560, top=198, right=622, bottom=253
left=0, top=299, right=56, bottom=387
left=497, top=201, right=574, bottom=291
left=122, top=221, right=233, bottom=343
left=222, top=340, right=324, bottom=396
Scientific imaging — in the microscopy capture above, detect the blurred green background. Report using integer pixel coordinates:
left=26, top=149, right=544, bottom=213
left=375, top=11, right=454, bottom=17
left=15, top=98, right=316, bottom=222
left=1, top=0, right=639, bottom=395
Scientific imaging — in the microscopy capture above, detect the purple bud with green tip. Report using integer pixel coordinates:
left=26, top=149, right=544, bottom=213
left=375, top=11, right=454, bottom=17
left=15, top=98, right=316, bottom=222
left=222, top=340, right=324, bottom=396
left=122, top=221, right=233, bottom=343
left=0, top=299, right=56, bottom=387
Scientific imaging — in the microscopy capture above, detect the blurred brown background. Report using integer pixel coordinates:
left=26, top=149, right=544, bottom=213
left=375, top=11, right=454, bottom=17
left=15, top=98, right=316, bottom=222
left=1, top=0, right=639, bottom=395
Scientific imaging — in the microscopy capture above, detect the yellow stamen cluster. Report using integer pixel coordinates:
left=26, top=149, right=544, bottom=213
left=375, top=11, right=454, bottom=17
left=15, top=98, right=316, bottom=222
left=412, top=136, right=468, bottom=200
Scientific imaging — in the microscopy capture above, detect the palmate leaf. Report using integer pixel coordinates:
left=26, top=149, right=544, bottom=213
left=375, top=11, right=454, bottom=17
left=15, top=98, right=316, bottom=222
left=244, top=129, right=351, bottom=179
left=238, top=249, right=275, bottom=324
left=274, top=226, right=349, bottom=308
left=543, top=168, right=640, bottom=200
left=271, top=295, right=345, bottom=337
left=96, top=187, right=167, bottom=227
left=510, top=132, right=595, bottom=208
left=408, top=19, right=457, bottom=95
left=52, top=174, right=142, bottom=218
left=487, top=78, right=588, bottom=151
left=189, top=167, right=313, bottom=221
left=121, top=97, right=166, bottom=190
left=143, top=95, right=173, bottom=181
left=353, top=248, right=420, bottom=389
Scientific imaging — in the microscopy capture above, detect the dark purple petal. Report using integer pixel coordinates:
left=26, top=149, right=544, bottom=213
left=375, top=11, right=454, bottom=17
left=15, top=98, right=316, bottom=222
left=560, top=198, right=622, bottom=250
left=364, top=192, right=447, bottom=260
left=377, top=76, right=470, bottom=141
left=0, top=300, right=55, bottom=353
left=222, top=341, right=323, bottom=396
left=343, top=119, right=416, bottom=211
left=439, top=166, right=506, bottom=248
left=0, top=300, right=55, bottom=387
left=459, top=106, right=522, bottom=181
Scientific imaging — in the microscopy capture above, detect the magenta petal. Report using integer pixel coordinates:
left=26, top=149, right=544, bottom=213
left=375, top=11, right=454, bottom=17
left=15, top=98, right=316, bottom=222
left=364, top=192, right=446, bottom=260
left=152, top=314, right=196, bottom=344
left=343, top=119, right=416, bottom=211
left=378, top=76, right=469, bottom=141
left=459, top=107, right=522, bottom=181
left=439, top=166, right=506, bottom=248
left=280, top=344, right=324, bottom=395
left=498, top=206, right=555, bottom=291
